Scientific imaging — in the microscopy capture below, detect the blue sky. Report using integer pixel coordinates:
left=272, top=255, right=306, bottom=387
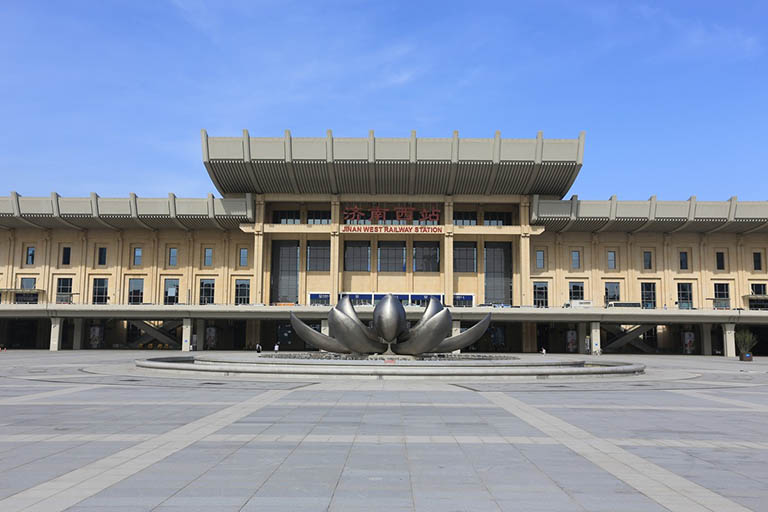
left=1, top=1, right=766, bottom=200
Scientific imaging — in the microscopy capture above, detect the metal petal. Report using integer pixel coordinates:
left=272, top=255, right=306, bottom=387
left=431, top=314, right=491, bottom=353
left=400, top=297, right=443, bottom=341
left=336, top=295, right=379, bottom=342
left=290, top=313, right=351, bottom=353
left=392, top=308, right=452, bottom=355
left=373, top=294, right=407, bottom=342
left=328, top=307, right=388, bottom=354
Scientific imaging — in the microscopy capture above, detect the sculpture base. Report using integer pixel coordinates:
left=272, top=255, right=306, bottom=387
left=367, top=354, right=417, bottom=361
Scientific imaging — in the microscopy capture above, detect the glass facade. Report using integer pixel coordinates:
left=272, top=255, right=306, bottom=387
left=307, top=210, right=331, bottom=224
left=56, top=277, right=73, bottom=304
left=453, top=211, right=477, bottom=225
left=164, top=279, right=179, bottom=305
left=235, top=279, right=250, bottom=305
left=271, top=241, right=299, bottom=303
left=605, top=282, right=620, bottom=305
left=569, top=281, right=584, bottom=302
left=483, top=212, right=511, bottom=226
left=128, top=278, right=144, bottom=304
left=92, top=278, right=108, bottom=304
left=533, top=282, right=548, bottom=308
left=199, top=279, right=215, bottom=305
left=272, top=210, right=300, bottom=224
left=344, top=241, right=370, bottom=271
left=413, top=242, right=439, bottom=272
left=16, top=277, right=38, bottom=304
left=484, top=242, right=511, bottom=305
left=378, top=241, right=406, bottom=272
left=677, top=283, right=693, bottom=309
left=307, top=240, right=330, bottom=271
left=641, top=282, right=656, bottom=309
left=454, top=242, right=476, bottom=273
left=713, top=283, right=730, bottom=309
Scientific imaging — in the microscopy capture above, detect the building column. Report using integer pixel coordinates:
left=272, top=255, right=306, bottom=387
left=519, top=233, right=531, bottom=307
left=330, top=196, right=341, bottom=305
left=72, top=318, right=84, bottom=350
left=589, top=321, right=601, bottom=355
left=49, top=317, right=63, bottom=351
left=195, top=319, right=205, bottom=351
left=181, top=318, right=193, bottom=352
left=701, top=323, right=712, bottom=355
left=443, top=198, right=454, bottom=306
left=722, top=323, right=736, bottom=358
left=578, top=322, right=588, bottom=354
left=522, top=322, right=537, bottom=352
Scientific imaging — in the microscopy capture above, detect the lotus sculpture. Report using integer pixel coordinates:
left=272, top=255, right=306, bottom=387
left=290, top=294, right=491, bottom=356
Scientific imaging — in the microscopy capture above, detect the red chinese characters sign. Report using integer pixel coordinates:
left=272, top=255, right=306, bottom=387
left=342, top=205, right=440, bottom=224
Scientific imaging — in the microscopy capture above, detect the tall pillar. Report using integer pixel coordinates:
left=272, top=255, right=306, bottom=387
left=72, top=318, right=84, bottom=350
left=181, top=318, right=193, bottom=352
left=701, top=323, right=712, bottom=355
left=195, top=319, right=205, bottom=351
left=49, top=317, right=63, bottom=351
left=589, top=321, right=601, bottom=355
left=444, top=198, right=454, bottom=306
left=722, top=323, right=736, bottom=358
left=330, top=196, right=341, bottom=305
left=578, top=322, right=587, bottom=354
left=522, top=322, right=537, bottom=352
left=519, top=233, right=531, bottom=307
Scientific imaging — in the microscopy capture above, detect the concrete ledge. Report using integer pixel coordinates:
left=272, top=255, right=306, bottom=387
left=135, top=356, right=645, bottom=379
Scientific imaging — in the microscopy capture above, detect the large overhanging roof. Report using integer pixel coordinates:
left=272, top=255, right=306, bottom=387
left=0, top=192, right=253, bottom=230
left=203, top=129, right=585, bottom=198
left=532, top=195, right=768, bottom=234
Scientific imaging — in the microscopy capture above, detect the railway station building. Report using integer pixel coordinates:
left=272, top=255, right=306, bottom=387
left=1, top=129, right=767, bottom=356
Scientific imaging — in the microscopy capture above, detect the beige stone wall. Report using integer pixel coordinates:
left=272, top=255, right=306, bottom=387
left=3, top=195, right=766, bottom=310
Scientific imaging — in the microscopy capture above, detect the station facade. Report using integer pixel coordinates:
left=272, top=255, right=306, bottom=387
left=1, top=129, right=767, bottom=356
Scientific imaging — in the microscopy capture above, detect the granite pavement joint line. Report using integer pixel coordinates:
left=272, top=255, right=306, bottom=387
left=0, top=385, right=107, bottom=404
left=0, top=389, right=291, bottom=512
left=483, top=392, right=752, bottom=512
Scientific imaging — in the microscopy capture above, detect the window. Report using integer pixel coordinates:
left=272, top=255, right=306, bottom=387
left=454, top=242, right=477, bottom=273
left=569, top=282, right=584, bottom=302
left=309, top=293, right=331, bottom=306
left=483, top=212, right=511, bottom=226
left=344, top=241, right=370, bottom=271
left=168, top=247, right=178, bottom=267
left=16, top=278, right=38, bottom=304
left=128, top=278, right=144, bottom=304
left=25, top=246, right=35, bottom=265
left=203, top=247, right=213, bottom=267
left=235, top=279, right=250, bottom=305
left=56, top=278, right=73, bottom=304
left=453, top=211, right=477, bottom=226
left=571, top=250, right=581, bottom=270
left=378, top=241, right=405, bottom=272
left=713, top=283, right=730, bottom=309
left=605, top=282, right=620, bottom=305
left=239, top=247, right=248, bottom=267
left=679, top=251, right=689, bottom=270
left=533, top=282, right=548, bottom=308
left=414, top=242, right=439, bottom=272
left=133, top=247, right=142, bottom=266
left=677, top=283, right=693, bottom=309
left=92, top=278, right=108, bottom=304
left=97, top=247, right=107, bottom=266
left=307, top=210, right=331, bottom=224
left=164, top=279, right=179, bottom=305
left=272, top=210, right=301, bottom=224
left=382, top=210, right=407, bottom=225
left=199, top=279, right=215, bottom=305
left=607, top=250, right=617, bottom=270
left=453, top=294, right=473, bottom=307
left=754, top=252, right=763, bottom=271
left=641, top=282, right=656, bottom=309
left=716, top=251, right=725, bottom=271
left=643, top=251, right=653, bottom=270
left=535, top=250, right=545, bottom=270
left=307, top=240, right=330, bottom=271
left=749, top=283, right=768, bottom=310
left=61, top=247, right=71, bottom=266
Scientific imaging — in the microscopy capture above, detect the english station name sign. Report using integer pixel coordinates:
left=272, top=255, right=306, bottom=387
left=341, top=224, right=444, bottom=234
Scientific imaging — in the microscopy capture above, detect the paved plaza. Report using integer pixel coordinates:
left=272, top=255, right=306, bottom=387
left=0, top=352, right=766, bottom=511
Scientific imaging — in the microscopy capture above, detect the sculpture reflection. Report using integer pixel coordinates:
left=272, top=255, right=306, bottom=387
left=290, top=294, right=491, bottom=356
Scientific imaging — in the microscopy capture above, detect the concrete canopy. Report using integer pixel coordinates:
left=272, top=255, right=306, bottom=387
left=203, top=129, right=585, bottom=198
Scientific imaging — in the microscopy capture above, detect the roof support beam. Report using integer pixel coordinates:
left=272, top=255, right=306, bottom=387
left=562, top=195, right=579, bottom=232
left=408, top=130, right=416, bottom=195
left=201, top=129, right=226, bottom=196
left=367, top=130, right=377, bottom=195
left=523, top=131, right=544, bottom=195
left=207, top=193, right=225, bottom=231
left=242, top=129, right=263, bottom=194
left=10, top=191, right=44, bottom=229
left=89, top=193, right=118, bottom=230
left=632, top=196, right=657, bottom=233
left=484, top=131, right=502, bottom=195
left=446, top=130, right=459, bottom=195
left=671, top=196, right=697, bottom=233
left=596, top=195, right=618, bottom=232
left=283, top=130, right=300, bottom=194
left=50, top=192, right=82, bottom=231
left=561, top=131, right=586, bottom=196
left=129, top=193, right=155, bottom=231
left=326, top=129, right=338, bottom=194
left=168, top=193, right=189, bottom=231
left=707, top=196, right=737, bottom=233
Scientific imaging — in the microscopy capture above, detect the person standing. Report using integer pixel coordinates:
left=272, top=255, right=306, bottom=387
left=274, top=343, right=279, bottom=352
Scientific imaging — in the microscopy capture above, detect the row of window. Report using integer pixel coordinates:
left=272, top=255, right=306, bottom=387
left=530, top=281, right=767, bottom=309
left=342, top=241, right=443, bottom=272
left=270, top=210, right=515, bottom=226
left=22, top=246, right=250, bottom=269
left=535, top=249, right=764, bottom=272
